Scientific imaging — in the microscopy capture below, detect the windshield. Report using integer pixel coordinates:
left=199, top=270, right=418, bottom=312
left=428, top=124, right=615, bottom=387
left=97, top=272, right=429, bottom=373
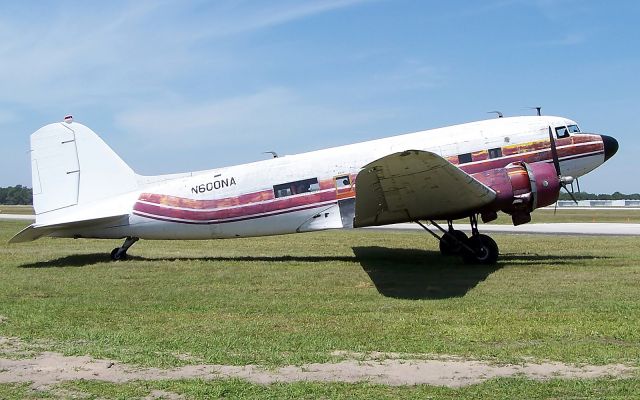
left=567, top=124, right=580, bottom=133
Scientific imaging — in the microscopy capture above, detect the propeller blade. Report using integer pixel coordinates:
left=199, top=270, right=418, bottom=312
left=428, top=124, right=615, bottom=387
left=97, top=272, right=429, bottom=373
left=561, top=183, right=578, bottom=204
left=548, top=126, right=561, bottom=176
left=576, top=177, right=581, bottom=193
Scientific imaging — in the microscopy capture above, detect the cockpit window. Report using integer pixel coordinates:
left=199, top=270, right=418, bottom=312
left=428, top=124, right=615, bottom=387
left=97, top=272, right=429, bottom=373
left=555, top=126, right=570, bottom=139
left=567, top=124, right=580, bottom=133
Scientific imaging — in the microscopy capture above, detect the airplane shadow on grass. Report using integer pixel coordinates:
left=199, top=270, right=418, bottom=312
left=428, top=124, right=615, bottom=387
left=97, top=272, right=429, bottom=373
left=20, top=248, right=609, bottom=301
left=352, top=247, right=610, bottom=300
left=18, top=253, right=357, bottom=269
left=353, top=246, right=499, bottom=300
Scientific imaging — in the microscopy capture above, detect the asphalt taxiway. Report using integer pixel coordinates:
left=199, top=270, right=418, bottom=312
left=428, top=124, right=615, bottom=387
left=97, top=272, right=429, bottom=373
left=0, top=214, right=35, bottom=221
left=373, top=222, right=640, bottom=236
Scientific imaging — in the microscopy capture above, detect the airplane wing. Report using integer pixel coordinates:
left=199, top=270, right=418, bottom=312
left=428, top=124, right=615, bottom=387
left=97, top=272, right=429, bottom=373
left=353, top=150, right=496, bottom=227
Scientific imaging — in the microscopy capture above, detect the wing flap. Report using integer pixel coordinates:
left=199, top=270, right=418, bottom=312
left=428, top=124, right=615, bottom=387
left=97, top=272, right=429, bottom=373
left=354, top=150, right=496, bottom=227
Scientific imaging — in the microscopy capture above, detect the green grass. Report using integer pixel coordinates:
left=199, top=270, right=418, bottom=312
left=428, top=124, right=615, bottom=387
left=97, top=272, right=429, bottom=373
left=1, top=378, right=639, bottom=399
left=1, top=220, right=639, bottom=397
left=51, top=378, right=640, bottom=399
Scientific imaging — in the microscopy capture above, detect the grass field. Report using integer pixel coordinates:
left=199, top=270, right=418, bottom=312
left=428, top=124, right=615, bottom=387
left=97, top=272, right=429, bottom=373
left=1, top=219, right=639, bottom=398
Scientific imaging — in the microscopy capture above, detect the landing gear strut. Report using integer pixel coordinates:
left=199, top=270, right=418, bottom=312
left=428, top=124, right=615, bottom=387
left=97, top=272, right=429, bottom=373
left=439, top=220, right=468, bottom=256
left=110, top=236, right=139, bottom=261
left=416, top=215, right=499, bottom=264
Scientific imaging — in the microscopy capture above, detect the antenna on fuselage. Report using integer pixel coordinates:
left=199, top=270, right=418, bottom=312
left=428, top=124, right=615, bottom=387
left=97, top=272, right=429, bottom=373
left=529, top=106, right=542, bottom=116
left=263, top=151, right=279, bottom=158
left=488, top=111, right=503, bottom=118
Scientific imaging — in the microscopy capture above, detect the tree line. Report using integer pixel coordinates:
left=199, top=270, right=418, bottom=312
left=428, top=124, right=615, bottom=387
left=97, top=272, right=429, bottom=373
left=557, top=191, right=640, bottom=201
left=0, top=185, right=33, bottom=205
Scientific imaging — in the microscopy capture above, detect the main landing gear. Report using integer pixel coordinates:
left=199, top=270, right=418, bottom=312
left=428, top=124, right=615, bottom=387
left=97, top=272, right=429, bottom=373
left=416, top=215, right=499, bottom=265
left=110, top=236, right=139, bottom=261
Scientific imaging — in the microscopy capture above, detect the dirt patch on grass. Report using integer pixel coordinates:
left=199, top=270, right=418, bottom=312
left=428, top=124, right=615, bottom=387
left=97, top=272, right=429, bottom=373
left=0, top=338, right=634, bottom=389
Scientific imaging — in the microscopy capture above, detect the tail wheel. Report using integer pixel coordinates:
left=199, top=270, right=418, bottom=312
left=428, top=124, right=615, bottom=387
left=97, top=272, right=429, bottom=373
left=439, top=230, right=468, bottom=256
left=462, top=234, right=499, bottom=265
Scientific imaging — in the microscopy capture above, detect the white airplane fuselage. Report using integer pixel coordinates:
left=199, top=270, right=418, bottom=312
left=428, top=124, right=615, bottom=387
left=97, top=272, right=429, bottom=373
left=43, top=115, right=615, bottom=241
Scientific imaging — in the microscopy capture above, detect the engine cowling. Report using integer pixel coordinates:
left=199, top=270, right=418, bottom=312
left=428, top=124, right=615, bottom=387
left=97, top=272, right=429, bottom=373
left=472, top=162, right=560, bottom=225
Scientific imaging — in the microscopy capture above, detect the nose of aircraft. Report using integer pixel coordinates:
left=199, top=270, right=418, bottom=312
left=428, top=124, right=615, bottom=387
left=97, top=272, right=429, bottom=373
left=601, top=135, right=619, bottom=162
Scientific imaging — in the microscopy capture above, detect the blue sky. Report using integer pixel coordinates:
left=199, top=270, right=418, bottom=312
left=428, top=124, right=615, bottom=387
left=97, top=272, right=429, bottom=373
left=1, top=0, right=638, bottom=193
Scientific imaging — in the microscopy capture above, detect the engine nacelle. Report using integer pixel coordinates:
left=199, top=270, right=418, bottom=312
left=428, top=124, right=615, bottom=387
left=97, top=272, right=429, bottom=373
left=472, top=162, right=560, bottom=225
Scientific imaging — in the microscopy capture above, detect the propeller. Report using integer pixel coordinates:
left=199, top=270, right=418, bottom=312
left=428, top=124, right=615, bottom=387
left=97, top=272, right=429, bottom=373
left=548, top=127, right=578, bottom=210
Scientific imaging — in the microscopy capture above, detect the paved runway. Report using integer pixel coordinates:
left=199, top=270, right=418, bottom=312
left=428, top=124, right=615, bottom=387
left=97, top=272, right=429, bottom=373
left=372, top=222, right=640, bottom=236
left=2, top=214, right=639, bottom=235
left=0, top=214, right=35, bottom=221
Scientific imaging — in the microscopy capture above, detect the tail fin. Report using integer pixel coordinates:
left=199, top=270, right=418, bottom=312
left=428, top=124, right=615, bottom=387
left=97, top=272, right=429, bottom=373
left=30, top=121, right=138, bottom=216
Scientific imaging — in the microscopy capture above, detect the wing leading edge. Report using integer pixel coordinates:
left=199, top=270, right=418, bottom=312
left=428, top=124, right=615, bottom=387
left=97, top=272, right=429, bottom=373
left=353, top=150, right=496, bottom=227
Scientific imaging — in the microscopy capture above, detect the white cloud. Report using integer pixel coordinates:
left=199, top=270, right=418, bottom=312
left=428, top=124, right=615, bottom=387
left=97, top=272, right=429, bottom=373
left=0, top=1, right=370, bottom=108
left=187, top=0, right=372, bottom=40
left=111, top=87, right=397, bottom=174
left=373, top=60, right=446, bottom=91
left=115, top=87, right=390, bottom=145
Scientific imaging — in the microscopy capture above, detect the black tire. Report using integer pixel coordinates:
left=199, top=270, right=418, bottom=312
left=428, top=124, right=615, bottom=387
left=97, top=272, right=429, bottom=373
left=462, top=234, right=499, bottom=265
left=110, top=248, right=127, bottom=261
left=439, top=230, right=468, bottom=256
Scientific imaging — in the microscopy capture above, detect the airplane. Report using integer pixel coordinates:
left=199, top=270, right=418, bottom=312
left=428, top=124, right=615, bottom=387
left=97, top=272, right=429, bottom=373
left=10, top=114, right=618, bottom=264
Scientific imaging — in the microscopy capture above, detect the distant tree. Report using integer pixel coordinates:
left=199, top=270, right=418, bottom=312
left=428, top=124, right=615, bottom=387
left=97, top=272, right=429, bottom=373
left=558, top=191, right=640, bottom=201
left=0, top=185, right=32, bottom=205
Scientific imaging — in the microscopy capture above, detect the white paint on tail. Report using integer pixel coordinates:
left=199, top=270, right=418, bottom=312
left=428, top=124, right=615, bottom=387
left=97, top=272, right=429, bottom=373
left=29, top=121, right=138, bottom=224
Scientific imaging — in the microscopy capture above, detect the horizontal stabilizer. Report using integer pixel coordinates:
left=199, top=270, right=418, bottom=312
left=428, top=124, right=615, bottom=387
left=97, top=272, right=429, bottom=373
left=8, top=214, right=129, bottom=243
left=9, top=224, right=54, bottom=243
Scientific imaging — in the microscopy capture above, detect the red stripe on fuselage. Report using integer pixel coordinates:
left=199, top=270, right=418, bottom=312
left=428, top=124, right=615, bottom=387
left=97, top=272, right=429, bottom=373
left=460, top=140, right=603, bottom=174
left=133, top=202, right=331, bottom=225
left=134, top=190, right=338, bottom=221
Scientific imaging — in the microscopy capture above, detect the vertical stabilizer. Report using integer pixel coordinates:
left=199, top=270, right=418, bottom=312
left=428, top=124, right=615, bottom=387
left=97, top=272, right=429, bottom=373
left=30, top=121, right=138, bottom=216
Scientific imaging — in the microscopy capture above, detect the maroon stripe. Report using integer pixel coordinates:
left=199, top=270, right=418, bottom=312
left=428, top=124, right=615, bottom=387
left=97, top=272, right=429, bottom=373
left=134, top=190, right=339, bottom=221
left=138, top=190, right=274, bottom=210
left=133, top=202, right=331, bottom=225
left=460, top=141, right=603, bottom=174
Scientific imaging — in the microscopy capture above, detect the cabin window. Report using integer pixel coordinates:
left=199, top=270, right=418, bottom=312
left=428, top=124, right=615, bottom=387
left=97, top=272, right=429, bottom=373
left=555, top=126, right=570, bottom=139
left=567, top=124, right=580, bottom=133
left=335, top=175, right=351, bottom=188
left=273, top=178, right=320, bottom=198
left=458, top=153, right=472, bottom=164
left=488, top=147, right=502, bottom=159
